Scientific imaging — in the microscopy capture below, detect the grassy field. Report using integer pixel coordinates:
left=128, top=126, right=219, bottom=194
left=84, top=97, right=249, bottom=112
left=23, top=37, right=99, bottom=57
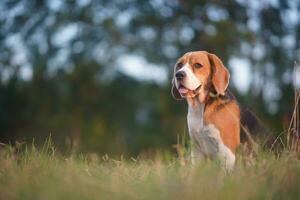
left=0, top=139, right=300, bottom=200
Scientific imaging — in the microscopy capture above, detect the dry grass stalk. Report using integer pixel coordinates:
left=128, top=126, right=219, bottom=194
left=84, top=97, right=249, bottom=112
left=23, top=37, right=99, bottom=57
left=287, top=62, right=300, bottom=152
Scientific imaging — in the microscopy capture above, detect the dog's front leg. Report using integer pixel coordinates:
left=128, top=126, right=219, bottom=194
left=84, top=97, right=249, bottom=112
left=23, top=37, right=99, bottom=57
left=190, top=138, right=205, bottom=165
left=202, top=124, right=236, bottom=170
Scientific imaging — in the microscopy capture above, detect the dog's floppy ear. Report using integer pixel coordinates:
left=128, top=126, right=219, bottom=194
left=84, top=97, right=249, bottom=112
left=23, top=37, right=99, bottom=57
left=171, top=79, right=183, bottom=100
left=208, top=53, right=230, bottom=96
left=171, top=60, right=183, bottom=100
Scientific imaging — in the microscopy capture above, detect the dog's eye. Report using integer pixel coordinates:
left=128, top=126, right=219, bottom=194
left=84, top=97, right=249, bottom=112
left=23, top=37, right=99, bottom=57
left=177, top=62, right=183, bottom=69
left=194, top=63, right=203, bottom=68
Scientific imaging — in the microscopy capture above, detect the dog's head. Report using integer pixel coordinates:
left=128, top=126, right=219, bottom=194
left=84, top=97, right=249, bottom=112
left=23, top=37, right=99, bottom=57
left=171, top=51, right=230, bottom=102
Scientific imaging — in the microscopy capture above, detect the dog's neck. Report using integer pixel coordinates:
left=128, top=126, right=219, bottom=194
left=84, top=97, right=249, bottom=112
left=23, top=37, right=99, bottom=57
left=186, top=96, right=204, bottom=139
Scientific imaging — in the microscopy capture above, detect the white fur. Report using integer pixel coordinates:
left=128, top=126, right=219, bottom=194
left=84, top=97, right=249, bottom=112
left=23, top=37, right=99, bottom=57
left=187, top=102, right=204, bottom=136
left=176, top=64, right=201, bottom=90
left=187, top=101, right=235, bottom=170
left=187, top=102, right=205, bottom=165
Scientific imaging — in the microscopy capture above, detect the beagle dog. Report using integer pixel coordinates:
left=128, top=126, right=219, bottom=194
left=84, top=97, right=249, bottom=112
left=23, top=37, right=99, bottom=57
left=171, top=51, right=240, bottom=169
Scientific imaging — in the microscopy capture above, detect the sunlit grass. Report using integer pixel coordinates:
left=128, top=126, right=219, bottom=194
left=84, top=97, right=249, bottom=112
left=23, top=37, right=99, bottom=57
left=0, top=139, right=300, bottom=200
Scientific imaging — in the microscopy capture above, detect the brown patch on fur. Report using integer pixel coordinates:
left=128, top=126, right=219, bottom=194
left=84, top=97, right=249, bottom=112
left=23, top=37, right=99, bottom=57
left=204, top=97, right=240, bottom=153
left=208, top=54, right=230, bottom=96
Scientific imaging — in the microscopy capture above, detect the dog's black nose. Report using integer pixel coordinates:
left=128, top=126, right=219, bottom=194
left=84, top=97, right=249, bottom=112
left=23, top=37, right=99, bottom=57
left=175, top=71, right=186, bottom=80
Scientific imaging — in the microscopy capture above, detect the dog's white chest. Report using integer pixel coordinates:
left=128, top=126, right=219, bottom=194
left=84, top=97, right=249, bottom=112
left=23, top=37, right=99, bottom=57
left=187, top=103, right=204, bottom=139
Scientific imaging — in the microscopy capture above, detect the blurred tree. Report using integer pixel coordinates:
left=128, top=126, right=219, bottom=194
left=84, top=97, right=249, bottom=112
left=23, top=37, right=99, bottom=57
left=0, top=0, right=299, bottom=155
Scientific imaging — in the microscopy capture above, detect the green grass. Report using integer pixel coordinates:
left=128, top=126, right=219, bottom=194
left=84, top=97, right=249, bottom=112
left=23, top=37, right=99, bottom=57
left=0, top=141, right=300, bottom=200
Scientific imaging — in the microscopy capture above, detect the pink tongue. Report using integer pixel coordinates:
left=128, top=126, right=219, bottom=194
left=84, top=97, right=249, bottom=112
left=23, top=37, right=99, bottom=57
left=178, top=87, right=189, bottom=94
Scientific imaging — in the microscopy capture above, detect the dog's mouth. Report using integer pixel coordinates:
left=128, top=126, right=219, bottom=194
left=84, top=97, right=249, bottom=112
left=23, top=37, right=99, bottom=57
left=178, top=84, right=190, bottom=94
left=178, top=84, right=201, bottom=96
